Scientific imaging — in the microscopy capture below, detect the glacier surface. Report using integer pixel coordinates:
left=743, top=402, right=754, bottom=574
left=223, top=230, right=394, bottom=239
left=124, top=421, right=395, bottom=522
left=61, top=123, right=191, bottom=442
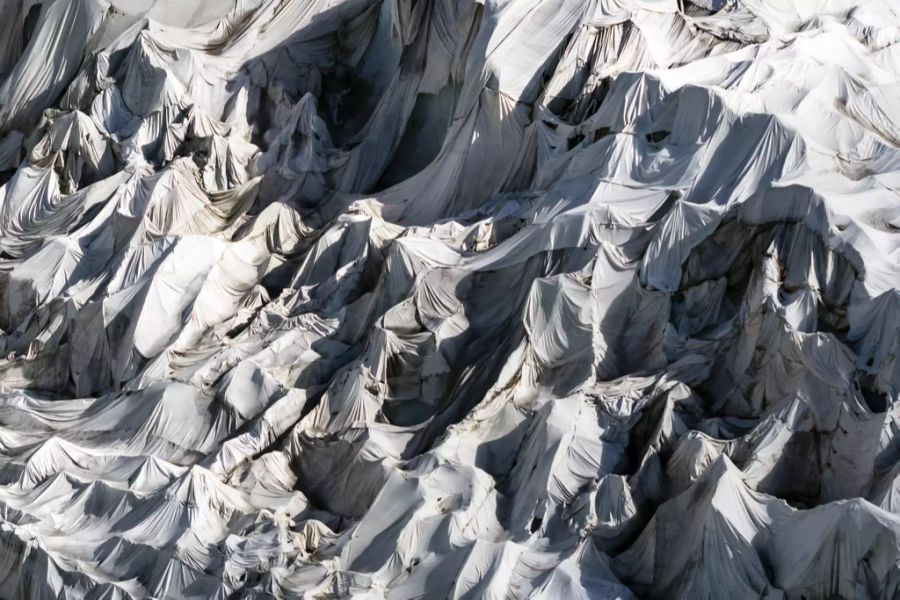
left=0, top=0, right=897, bottom=598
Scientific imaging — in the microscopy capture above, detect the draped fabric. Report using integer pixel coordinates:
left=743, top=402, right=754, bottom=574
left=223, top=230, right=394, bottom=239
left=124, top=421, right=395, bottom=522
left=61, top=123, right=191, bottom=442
left=0, top=0, right=896, bottom=597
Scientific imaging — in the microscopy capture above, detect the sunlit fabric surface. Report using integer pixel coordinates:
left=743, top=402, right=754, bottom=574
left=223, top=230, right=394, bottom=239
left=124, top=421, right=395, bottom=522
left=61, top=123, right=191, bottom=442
left=0, top=0, right=897, bottom=598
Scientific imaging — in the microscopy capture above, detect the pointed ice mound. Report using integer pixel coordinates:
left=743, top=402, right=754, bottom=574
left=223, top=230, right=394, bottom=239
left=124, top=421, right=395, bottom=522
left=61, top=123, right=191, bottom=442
left=615, top=455, right=900, bottom=599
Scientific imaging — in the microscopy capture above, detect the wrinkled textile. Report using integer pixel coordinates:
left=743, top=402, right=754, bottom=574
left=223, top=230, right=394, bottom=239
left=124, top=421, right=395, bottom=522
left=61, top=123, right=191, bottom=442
left=0, top=0, right=897, bottom=598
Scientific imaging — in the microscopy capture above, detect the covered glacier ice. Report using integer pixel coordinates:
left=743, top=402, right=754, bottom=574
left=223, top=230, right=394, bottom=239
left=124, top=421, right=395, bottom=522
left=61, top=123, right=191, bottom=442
left=0, top=0, right=897, bottom=598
